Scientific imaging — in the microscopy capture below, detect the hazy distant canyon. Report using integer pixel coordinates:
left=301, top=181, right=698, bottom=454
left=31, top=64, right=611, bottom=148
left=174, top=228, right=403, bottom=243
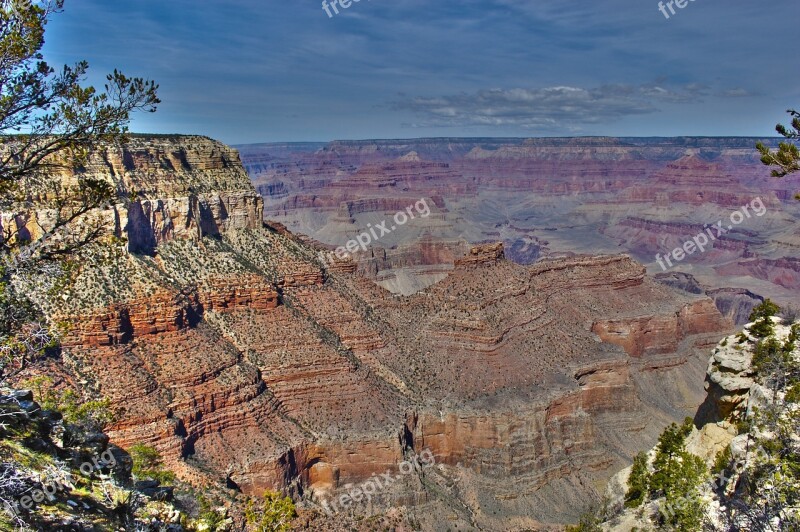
left=239, top=137, right=800, bottom=322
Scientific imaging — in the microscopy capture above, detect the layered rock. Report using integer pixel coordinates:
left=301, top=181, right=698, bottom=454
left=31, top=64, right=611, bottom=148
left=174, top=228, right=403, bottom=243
left=60, top=290, right=201, bottom=347
left=1, top=136, right=264, bottom=256
left=11, top=136, right=744, bottom=529
left=453, top=242, right=505, bottom=267
left=239, top=137, right=799, bottom=309
left=591, top=299, right=731, bottom=358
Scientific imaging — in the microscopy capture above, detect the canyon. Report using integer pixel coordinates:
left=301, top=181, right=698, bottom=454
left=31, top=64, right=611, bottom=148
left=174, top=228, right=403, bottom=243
left=8, top=136, right=784, bottom=529
left=240, top=137, right=800, bottom=324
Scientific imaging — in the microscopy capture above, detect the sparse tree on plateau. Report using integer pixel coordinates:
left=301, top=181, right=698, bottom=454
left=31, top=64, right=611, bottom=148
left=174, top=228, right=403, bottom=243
left=0, top=0, right=158, bottom=379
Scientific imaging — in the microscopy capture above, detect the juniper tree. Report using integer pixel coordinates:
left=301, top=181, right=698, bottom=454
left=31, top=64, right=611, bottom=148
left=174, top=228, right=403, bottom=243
left=0, top=0, right=158, bottom=380
left=757, top=109, right=800, bottom=198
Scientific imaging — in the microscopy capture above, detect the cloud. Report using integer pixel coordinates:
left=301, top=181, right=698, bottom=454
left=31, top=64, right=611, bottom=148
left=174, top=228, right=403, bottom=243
left=716, top=88, right=754, bottom=98
left=392, top=83, right=718, bottom=130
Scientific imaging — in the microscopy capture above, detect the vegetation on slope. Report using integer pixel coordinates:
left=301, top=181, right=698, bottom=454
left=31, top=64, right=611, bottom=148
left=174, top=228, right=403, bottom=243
left=578, top=300, right=800, bottom=531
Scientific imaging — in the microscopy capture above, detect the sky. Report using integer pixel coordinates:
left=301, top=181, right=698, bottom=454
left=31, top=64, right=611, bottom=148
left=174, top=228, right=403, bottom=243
left=43, top=0, right=800, bottom=144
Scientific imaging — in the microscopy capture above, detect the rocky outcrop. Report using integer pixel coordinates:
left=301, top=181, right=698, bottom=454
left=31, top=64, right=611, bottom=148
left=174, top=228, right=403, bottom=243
left=200, top=274, right=280, bottom=312
left=59, top=291, right=201, bottom=347
left=591, top=299, right=732, bottom=358
left=693, top=319, right=791, bottom=426
left=655, top=272, right=765, bottom=326
left=706, top=287, right=764, bottom=326
left=600, top=317, right=799, bottom=531
left=453, top=242, right=505, bottom=267
left=1, top=136, right=264, bottom=256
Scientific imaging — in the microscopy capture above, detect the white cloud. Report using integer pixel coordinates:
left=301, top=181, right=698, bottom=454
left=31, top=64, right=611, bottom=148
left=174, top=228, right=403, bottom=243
left=393, top=83, right=724, bottom=130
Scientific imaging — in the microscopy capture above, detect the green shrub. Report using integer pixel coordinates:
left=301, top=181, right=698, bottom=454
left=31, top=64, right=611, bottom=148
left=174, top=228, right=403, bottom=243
left=129, top=443, right=176, bottom=484
left=750, top=318, right=775, bottom=339
left=752, top=338, right=783, bottom=375
left=712, top=445, right=732, bottom=478
left=565, top=511, right=602, bottom=532
left=750, top=299, right=781, bottom=322
left=747, top=300, right=781, bottom=339
left=197, top=494, right=227, bottom=530
left=244, top=490, right=296, bottom=532
left=20, top=376, right=115, bottom=430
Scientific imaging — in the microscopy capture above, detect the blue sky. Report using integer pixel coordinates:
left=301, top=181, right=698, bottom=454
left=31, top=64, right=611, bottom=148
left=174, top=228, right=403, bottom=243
left=44, top=0, right=800, bottom=144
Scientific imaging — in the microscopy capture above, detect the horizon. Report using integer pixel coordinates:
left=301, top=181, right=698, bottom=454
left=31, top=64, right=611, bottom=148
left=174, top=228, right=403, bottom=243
left=229, top=134, right=787, bottom=147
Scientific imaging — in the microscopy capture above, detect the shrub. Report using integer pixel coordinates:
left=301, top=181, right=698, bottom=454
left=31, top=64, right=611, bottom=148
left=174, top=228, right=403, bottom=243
left=749, top=318, right=775, bottom=339
left=20, top=376, right=115, bottom=430
left=565, top=501, right=610, bottom=532
left=750, top=299, right=781, bottom=322
left=565, top=511, right=602, bottom=532
left=748, top=300, right=781, bottom=339
left=781, top=305, right=800, bottom=324
left=244, top=490, right=296, bottom=532
left=752, top=337, right=784, bottom=376
left=197, top=494, right=227, bottom=530
left=129, top=444, right=175, bottom=484
left=712, top=445, right=732, bottom=478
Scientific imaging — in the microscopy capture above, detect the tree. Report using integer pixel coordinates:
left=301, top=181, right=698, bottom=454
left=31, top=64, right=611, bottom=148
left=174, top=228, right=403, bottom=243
left=648, top=418, right=708, bottom=530
left=624, top=451, right=649, bottom=508
left=750, top=299, right=781, bottom=323
left=0, top=0, right=159, bottom=381
left=749, top=299, right=780, bottom=339
left=757, top=109, right=800, bottom=198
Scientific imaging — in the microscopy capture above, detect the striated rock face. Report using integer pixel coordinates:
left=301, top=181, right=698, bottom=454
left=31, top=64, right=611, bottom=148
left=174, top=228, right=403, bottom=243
left=706, top=287, right=764, bottom=326
left=11, top=136, right=740, bottom=529
left=655, top=271, right=765, bottom=326
left=716, top=256, right=800, bottom=290
left=200, top=274, right=280, bottom=312
left=1, top=136, right=264, bottom=256
left=60, top=291, right=201, bottom=347
left=453, top=242, right=505, bottom=267
left=591, top=299, right=731, bottom=358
